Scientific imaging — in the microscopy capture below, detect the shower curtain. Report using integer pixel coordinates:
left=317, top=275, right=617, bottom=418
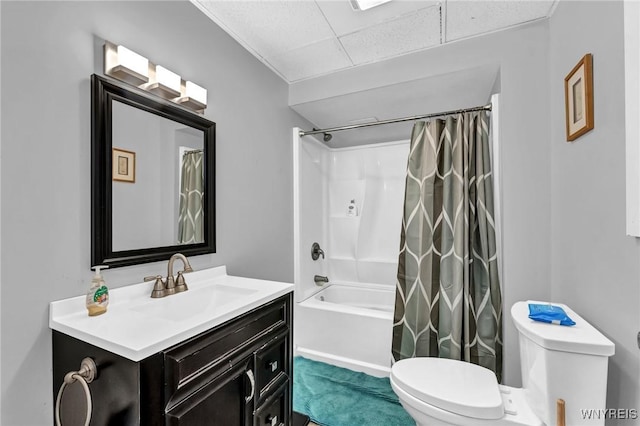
left=391, top=111, right=503, bottom=381
left=178, top=150, right=204, bottom=244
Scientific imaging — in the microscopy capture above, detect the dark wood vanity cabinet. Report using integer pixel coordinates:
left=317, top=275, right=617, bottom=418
left=52, top=293, right=293, bottom=426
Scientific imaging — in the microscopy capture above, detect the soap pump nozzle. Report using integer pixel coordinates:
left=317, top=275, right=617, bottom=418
left=91, top=265, right=108, bottom=278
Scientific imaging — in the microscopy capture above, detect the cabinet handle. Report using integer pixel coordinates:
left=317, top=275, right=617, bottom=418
left=267, top=360, right=278, bottom=372
left=266, top=414, right=278, bottom=426
left=245, top=369, right=255, bottom=403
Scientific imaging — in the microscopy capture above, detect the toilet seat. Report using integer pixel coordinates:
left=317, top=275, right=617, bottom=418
left=390, top=358, right=504, bottom=420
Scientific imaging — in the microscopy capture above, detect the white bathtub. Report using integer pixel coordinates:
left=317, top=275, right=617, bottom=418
left=294, top=283, right=395, bottom=377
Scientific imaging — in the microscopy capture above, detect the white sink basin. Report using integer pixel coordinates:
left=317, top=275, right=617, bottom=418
left=49, top=265, right=293, bottom=361
left=131, top=284, right=258, bottom=322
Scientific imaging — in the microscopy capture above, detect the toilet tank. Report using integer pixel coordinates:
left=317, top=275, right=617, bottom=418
left=511, top=301, right=615, bottom=426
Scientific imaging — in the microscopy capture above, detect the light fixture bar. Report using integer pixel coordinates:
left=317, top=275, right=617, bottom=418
left=103, top=40, right=207, bottom=113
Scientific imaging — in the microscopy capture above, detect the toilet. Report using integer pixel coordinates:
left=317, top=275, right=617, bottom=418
left=390, top=301, right=615, bottom=426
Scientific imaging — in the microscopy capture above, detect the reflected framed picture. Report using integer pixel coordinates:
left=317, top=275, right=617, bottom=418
left=112, top=148, right=135, bottom=183
left=564, top=53, right=594, bottom=141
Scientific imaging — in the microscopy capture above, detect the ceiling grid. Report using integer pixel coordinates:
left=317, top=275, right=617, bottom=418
left=192, top=0, right=557, bottom=83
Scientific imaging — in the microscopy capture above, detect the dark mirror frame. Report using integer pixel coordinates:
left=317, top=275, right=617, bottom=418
left=91, top=74, right=216, bottom=268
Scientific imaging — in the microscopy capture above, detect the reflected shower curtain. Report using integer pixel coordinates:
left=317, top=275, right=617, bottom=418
left=178, top=150, right=204, bottom=244
left=392, top=111, right=503, bottom=381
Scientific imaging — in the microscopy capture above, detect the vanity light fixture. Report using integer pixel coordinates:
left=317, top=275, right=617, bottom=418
left=104, top=42, right=149, bottom=85
left=144, top=65, right=182, bottom=99
left=176, top=81, right=207, bottom=112
left=103, top=40, right=208, bottom=113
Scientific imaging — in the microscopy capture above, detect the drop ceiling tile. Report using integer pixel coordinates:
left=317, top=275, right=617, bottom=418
left=339, top=5, right=441, bottom=65
left=445, top=0, right=555, bottom=42
left=316, top=0, right=439, bottom=36
left=195, top=0, right=335, bottom=59
left=265, top=38, right=353, bottom=82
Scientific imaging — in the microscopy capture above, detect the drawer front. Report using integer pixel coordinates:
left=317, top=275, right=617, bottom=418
left=165, top=296, right=290, bottom=397
left=254, top=381, right=288, bottom=426
left=255, top=328, right=289, bottom=398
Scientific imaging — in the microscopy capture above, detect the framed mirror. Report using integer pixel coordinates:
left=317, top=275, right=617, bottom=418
left=91, top=74, right=216, bottom=268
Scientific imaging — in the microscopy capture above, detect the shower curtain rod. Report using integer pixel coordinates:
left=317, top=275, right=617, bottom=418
left=298, top=103, right=492, bottom=137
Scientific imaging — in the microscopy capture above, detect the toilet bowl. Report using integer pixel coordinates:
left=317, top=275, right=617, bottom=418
left=391, top=301, right=615, bottom=426
left=390, top=358, right=542, bottom=426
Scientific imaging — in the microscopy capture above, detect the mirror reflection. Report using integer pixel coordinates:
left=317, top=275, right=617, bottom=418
left=111, top=101, right=205, bottom=251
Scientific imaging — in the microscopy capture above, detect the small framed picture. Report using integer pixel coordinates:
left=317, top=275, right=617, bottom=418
left=112, top=148, right=135, bottom=183
left=564, top=53, right=594, bottom=141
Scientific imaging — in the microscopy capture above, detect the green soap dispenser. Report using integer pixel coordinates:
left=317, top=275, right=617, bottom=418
left=87, top=265, right=109, bottom=316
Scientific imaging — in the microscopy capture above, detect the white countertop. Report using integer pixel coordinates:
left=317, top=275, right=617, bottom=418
left=49, top=266, right=294, bottom=361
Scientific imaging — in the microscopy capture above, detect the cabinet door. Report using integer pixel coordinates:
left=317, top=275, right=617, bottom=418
left=166, top=358, right=254, bottom=426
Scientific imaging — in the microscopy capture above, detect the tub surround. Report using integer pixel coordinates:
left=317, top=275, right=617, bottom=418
left=325, top=141, right=409, bottom=285
left=293, top=136, right=409, bottom=303
left=49, top=265, right=294, bottom=361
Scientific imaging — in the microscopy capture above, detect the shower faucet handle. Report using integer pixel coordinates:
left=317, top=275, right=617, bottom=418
left=311, top=242, right=325, bottom=260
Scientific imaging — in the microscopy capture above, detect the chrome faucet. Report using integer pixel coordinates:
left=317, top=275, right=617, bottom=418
left=144, top=253, right=194, bottom=298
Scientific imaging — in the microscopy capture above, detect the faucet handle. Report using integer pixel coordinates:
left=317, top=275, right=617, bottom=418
left=175, top=271, right=189, bottom=293
left=311, top=242, right=325, bottom=261
left=147, top=275, right=167, bottom=298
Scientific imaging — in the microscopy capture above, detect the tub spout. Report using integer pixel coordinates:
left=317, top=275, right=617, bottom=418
left=314, top=275, right=329, bottom=286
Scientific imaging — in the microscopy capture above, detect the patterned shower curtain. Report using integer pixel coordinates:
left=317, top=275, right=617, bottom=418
left=178, top=150, right=204, bottom=244
left=391, top=111, right=503, bottom=381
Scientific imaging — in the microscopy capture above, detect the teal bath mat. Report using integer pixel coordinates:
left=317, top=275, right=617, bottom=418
left=293, top=356, right=415, bottom=426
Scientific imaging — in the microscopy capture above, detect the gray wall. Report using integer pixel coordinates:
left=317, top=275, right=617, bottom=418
left=291, top=20, right=553, bottom=387
left=0, top=1, right=311, bottom=424
left=549, top=1, right=640, bottom=423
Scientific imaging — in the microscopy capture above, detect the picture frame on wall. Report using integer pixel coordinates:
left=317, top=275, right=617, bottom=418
left=112, top=148, right=136, bottom=183
left=564, top=53, right=594, bottom=141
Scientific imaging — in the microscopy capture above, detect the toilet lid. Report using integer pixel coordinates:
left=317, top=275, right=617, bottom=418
left=391, top=358, right=504, bottom=420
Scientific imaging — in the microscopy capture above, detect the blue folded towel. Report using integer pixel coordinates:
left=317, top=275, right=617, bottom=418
left=528, top=303, right=576, bottom=326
